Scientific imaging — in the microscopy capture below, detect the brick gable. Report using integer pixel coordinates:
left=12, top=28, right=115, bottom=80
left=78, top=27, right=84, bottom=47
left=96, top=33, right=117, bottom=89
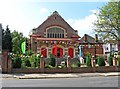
left=36, top=11, right=78, bottom=38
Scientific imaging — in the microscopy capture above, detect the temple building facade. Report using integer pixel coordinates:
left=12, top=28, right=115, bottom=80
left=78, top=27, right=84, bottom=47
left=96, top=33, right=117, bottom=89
left=30, top=11, right=80, bottom=58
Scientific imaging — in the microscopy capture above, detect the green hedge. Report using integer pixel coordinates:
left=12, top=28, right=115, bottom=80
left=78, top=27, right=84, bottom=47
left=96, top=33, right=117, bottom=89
left=97, top=56, right=105, bottom=66
left=108, top=55, right=113, bottom=66
left=86, top=53, right=92, bottom=67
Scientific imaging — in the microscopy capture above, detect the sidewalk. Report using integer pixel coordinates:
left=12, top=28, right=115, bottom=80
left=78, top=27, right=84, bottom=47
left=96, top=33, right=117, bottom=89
left=1, top=72, right=120, bottom=79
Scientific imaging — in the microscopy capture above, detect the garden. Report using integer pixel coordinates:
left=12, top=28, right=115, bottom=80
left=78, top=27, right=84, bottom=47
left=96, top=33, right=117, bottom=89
left=8, top=51, right=120, bottom=69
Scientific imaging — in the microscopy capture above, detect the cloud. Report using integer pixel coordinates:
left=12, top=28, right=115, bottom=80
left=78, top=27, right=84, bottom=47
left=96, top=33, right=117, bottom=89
left=89, top=9, right=99, bottom=14
left=66, top=10, right=98, bottom=37
left=40, top=8, right=48, bottom=14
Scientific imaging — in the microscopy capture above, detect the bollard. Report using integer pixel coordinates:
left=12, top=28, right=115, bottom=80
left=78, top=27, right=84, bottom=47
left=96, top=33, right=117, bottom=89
left=7, top=59, right=12, bottom=73
left=66, top=56, right=71, bottom=73
left=91, top=56, right=96, bottom=72
left=113, top=57, right=117, bottom=66
left=40, top=55, right=44, bottom=73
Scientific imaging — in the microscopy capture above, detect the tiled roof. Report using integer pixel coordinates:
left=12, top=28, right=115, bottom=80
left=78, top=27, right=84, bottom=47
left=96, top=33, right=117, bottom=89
left=30, top=34, right=41, bottom=37
left=71, top=35, right=80, bottom=38
left=80, top=34, right=103, bottom=44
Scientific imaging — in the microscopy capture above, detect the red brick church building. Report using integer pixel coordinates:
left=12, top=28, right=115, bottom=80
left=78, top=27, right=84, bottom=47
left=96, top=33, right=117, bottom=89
left=30, top=11, right=80, bottom=58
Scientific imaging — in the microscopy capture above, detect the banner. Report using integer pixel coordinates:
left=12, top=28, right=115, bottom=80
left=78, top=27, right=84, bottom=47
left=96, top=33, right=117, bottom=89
left=21, top=41, right=26, bottom=54
left=79, top=45, right=83, bottom=57
left=53, top=44, right=58, bottom=56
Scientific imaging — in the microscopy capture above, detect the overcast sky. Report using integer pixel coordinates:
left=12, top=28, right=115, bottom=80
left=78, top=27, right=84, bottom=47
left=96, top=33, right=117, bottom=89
left=0, top=0, right=108, bottom=37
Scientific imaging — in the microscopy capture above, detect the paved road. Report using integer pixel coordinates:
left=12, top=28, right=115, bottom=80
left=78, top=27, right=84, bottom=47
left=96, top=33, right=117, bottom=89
left=2, top=76, right=119, bottom=87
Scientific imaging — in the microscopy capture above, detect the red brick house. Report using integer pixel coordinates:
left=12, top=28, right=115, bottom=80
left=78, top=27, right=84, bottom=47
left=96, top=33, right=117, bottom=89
left=30, top=11, right=80, bottom=58
left=79, top=34, right=104, bottom=58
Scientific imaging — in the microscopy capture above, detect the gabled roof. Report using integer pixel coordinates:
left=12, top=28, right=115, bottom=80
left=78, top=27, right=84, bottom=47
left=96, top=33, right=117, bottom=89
left=80, top=34, right=103, bottom=44
left=35, top=11, right=79, bottom=38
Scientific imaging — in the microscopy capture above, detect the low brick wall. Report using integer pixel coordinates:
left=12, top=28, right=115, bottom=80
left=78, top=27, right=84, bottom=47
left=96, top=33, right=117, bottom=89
left=12, top=68, right=42, bottom=74
left=44, top=68, right=68, bottom=73
left=12, top=66, right=120, bottom=74
left=71, top=67, right=94, bottom=73
left=95, top=66, right=119, bottom=72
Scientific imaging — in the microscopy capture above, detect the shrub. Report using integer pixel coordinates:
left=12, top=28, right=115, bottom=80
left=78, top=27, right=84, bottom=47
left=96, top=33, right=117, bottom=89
left=45, top=65, right=54, bottom=68
left=49, top=54, right=56, bottom=67
left=97, top=56, right=105, bottom=66
left=25, top=59, right=31, bottom=67
left=21, top=58, right=26, bottom=68
left=76, top=61, right=81, bottom=67
left=86, top=53, right=92, bottom=67
left=71, top=64, right=78, bottom=68
left=108, top=55, right=113, bottom=66
left=12, top=56, right=22, bottom=68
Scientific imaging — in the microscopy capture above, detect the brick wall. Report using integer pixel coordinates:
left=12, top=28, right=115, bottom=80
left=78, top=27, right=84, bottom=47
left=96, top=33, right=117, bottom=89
left=12, top=66, right=120, bottom=74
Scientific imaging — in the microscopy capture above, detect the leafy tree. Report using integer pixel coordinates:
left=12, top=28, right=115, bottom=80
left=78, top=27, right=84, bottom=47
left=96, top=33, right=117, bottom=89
left=11, top=30, right=26, bottom=54
left=2, top=25, right=12, bottom=52
left=94, top=1, right=120, bottom=50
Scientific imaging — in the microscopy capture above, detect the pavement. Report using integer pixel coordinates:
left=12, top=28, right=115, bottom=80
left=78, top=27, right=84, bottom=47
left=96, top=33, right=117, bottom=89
left=1, top=72, right=120, bottom=79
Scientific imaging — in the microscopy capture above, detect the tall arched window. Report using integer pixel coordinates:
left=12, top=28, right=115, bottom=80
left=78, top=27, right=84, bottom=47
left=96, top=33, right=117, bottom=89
left=47, top=27, right=65, bottom=38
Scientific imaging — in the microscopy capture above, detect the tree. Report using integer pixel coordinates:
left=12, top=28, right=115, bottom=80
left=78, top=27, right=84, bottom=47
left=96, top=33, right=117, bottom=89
left=94, top=1, right=120, bottom=50
left=11, top=30, right=26, bottom=54
left=2, top=25, right=12, bottom=52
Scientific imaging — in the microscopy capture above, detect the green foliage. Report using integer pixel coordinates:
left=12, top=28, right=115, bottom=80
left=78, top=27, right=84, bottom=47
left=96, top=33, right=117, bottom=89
left=12, top=55, right=22, bottom=68
left=97, top=56, right=105, bottom=66
left=49, top=54, right=56, bottom=67
left=25, top=50, right=34, bottom=56
left=71, top=61, right=81, bottom=68
left=76, top=61, right=81, bottom=67
left=108, top=54, right=113, bottom=66
left=118, top=57, right=120, bottom=66
left=86, top=53, right=92, bottom=67
left=94, top=1, right=120, bottom=42
left=118, top=51, right=120, bottom=55
left=2, top=26, right=12, bottom=52
left=12, top=52, right=41, bottom=68
left=11, top=30, right=26, bottom=54
left=45, top=65, right=54, bottom=68
left=25, top=59, right=31, bottom=67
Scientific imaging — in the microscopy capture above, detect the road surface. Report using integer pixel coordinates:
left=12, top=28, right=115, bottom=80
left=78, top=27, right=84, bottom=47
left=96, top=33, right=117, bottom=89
left=2, top=76, right=119, bottom=87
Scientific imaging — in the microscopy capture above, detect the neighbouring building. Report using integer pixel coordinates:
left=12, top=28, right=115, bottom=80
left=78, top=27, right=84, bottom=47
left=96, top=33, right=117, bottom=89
left=103, top=40, right=118, bottom=55
left=30, top=11, right=80, bottom=58
left=79, top=34, right=104, bottom=58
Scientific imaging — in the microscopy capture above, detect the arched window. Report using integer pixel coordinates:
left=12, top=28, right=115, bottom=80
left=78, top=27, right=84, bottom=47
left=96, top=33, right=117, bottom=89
left=47, top=27, right=64, bottom=38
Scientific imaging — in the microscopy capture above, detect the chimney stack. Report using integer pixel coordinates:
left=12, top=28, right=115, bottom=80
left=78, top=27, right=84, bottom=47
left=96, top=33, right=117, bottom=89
left=95, top=34, right=98, bottom=42
left=84, top=34, right=87, bottom=42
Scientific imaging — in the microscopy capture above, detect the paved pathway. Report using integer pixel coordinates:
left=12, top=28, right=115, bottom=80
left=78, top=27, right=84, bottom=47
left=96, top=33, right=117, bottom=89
left=1, top=72, right=120, bottom=79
